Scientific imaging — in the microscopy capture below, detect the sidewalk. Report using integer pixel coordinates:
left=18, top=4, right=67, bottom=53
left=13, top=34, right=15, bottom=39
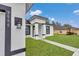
left=42, top=39, right=79, bottom=56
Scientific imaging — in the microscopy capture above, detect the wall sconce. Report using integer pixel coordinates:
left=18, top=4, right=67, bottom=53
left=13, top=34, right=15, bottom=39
left=15, top=17, right=22, bottom=29
left=17, top=23, right=21, bottom=29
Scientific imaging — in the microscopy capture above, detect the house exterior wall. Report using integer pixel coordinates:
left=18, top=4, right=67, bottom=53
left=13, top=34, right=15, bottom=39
left=54, top=30, right=68, bottom=34
left=75, top=30, right=79, bottom=35
left=71, top=29, right=79, bottom=35
left=31, top=18, right=46, bottom=24
left=54, top=29, right=79, bottom=35
left=1, top=3, right=26, bottom=55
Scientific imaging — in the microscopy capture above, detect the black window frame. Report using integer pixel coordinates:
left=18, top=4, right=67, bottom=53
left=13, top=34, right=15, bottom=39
left=46, top=26, right=50, bottom=34
left=26, top=25, right=30, bottom=35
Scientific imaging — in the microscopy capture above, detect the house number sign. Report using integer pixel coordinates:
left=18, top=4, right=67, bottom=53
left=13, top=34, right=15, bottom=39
left=6, top=11, right=10, bottom=28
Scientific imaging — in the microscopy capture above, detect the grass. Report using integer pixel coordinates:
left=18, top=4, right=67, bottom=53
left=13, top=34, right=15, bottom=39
left=26, top=37, right=73, bottom=56
left=46, top=34, right=79, bottom=48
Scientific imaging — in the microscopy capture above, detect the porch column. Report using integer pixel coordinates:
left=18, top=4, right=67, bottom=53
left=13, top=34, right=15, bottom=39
left=42, top=24, right=46, bottom=38
left=50, top=26, right=54, bottom=36
left=34, top=23, right=39, bottom=39
left=30, top=25, right=33, bottom=37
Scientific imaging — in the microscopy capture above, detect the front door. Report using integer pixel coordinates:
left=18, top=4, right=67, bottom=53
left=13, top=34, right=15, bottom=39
left=0, top=12, right=5, bottom=55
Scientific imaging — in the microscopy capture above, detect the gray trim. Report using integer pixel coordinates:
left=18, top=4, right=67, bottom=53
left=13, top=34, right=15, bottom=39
left=42, top=34, right=45, bottom=35
left=0, top=4, right=11, bottom=56
left=10, top=48, right=25, bottom=56
left=35, top=35, right=39, bottom=36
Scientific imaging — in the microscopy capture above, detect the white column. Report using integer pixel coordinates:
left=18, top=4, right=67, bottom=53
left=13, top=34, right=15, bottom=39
left=30, top=25, right=33, bottom=37
left=34, top=23, right=39, bottom=39
left=42, top=24, right=46, bottom=38
left=50, top=26, right=54, bottom=36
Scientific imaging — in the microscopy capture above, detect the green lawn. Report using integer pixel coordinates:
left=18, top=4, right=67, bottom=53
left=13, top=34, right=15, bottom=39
left=46, top=34, right=79, bottom=48
left=26, top=37, right=73, bottom=56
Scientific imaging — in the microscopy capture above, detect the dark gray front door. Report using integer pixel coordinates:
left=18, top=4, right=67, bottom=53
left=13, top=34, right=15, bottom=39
left=0, top=4, right=11, bottom=56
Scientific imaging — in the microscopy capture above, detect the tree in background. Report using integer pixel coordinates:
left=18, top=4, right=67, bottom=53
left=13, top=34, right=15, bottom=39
left=52, top=21, right=72, bottom=32
left=63, top=24, right=72, bottom=32
left=52, top=21, right=62, bottom=28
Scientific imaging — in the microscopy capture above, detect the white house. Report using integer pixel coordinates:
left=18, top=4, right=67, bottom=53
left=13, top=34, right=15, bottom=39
left=0, top=3, right=32, bottom=56
left=26, top=15, right=53, bottom=39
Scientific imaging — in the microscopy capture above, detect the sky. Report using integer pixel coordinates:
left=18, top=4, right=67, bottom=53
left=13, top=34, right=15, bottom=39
left=26, top=3, right=79, bottom=28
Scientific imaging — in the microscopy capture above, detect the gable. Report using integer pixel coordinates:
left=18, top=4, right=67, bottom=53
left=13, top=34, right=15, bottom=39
left=30, top=18, right=46, bottom=24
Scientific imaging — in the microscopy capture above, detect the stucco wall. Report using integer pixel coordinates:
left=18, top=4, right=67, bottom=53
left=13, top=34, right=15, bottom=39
left=72, top=29, right=79, bottom=35
left=1, top=3, right=26, bottom=55
left=54, top=30, right=68, bottom=34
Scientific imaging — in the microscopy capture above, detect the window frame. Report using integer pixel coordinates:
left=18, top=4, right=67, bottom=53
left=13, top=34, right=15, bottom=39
left=26, top=25, right=30, bottom=35
left=46, top=25, right=50, bottom=34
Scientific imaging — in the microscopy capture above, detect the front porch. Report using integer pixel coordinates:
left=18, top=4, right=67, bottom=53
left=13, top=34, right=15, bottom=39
left=26, top=23, right=46, bottom=39
left=26, top=15, right=53, bottom=40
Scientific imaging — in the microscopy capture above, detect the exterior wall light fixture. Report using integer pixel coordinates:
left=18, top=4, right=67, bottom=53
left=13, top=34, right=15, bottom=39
left=15, top=17, right=22, bottom=29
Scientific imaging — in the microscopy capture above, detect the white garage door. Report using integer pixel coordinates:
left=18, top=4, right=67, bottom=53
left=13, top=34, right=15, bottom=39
left=0, top=12, right=5, bottom=56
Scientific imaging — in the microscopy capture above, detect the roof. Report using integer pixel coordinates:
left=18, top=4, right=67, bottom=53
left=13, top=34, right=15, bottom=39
left=54, top=26, right=79, bottom=30
left=54, top=26, right=66, bottom=30
left=26, top=20, right=30, bottom=24
left=29, top=15, right=49, bottom=22
left=71, top=27, right=79, bottom=30
left=26, top=15, right=53, bottom=25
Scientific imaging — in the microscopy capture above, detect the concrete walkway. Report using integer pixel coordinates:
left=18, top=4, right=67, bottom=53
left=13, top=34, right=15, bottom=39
left=42, top=39, right=79, bottom=56
left=73, top=49, right=79, bottom=56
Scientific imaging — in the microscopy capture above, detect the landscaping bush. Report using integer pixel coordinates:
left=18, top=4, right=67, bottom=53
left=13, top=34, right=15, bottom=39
left=66, top=32, right=77, bottom=35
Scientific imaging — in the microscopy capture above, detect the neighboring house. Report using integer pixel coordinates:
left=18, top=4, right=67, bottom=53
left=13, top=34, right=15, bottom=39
left=0, top=3, right=32, bottom=56
left=54, top=26, right=79, bottom=35
left=71, top=27, right=79, bottom=35
left=26, top=15, right=53, bottom=39
left=54, top=26, right=68, bottom=34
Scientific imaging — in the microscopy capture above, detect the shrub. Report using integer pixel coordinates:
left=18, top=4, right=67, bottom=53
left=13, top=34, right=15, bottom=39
left=66, top=32, right=77, bottom=35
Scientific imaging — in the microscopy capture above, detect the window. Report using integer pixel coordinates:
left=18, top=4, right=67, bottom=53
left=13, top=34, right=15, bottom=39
left=46, top=26, right=50, bottom=34
left=26, top=25, right=30, bottom=35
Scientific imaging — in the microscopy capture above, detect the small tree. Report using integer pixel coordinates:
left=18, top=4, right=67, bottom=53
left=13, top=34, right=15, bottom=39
left=52, top=21, right=62, bottom=27
left=63, top=24, right=72, bottom=32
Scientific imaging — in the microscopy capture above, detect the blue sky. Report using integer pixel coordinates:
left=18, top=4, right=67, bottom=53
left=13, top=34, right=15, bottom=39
left=26, top=3, right=79, bottom=28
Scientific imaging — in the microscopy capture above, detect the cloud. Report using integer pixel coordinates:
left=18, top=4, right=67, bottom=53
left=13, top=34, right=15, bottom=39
left=49, top=17, right=55, bottom=21
left=30, top=10, right=42, bottom=16
left=73, top=9, right=79, bottom=15
left=66, top=3, right=73, bottom=5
